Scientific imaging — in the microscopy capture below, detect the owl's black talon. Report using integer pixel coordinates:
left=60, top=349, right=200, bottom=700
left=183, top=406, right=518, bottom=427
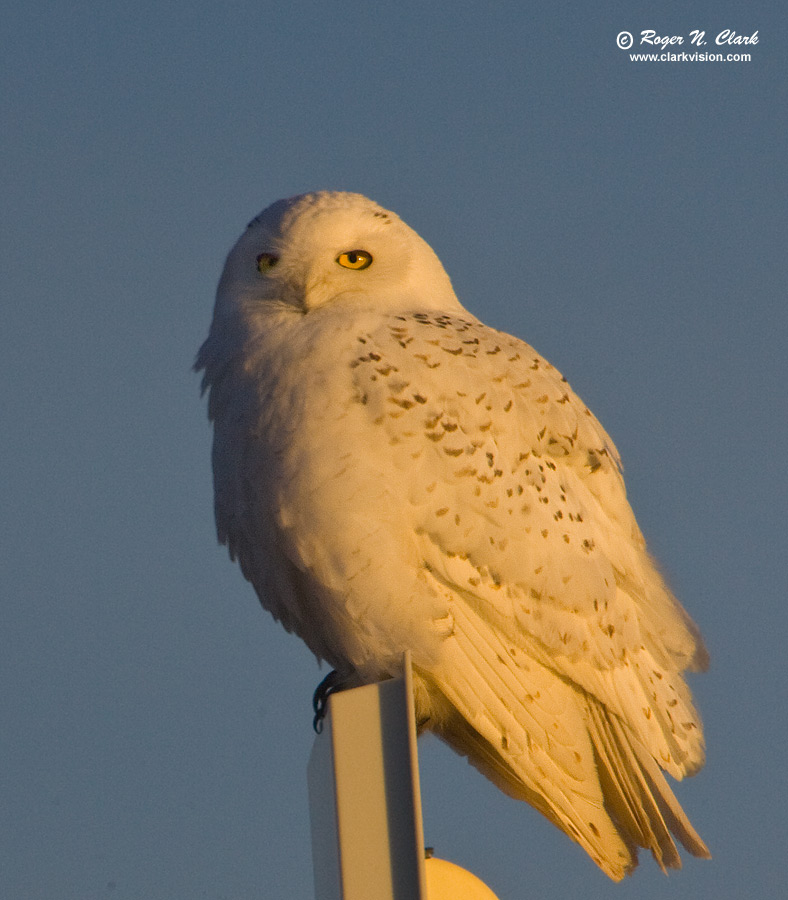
left=312, top=670, right=348, bottom=733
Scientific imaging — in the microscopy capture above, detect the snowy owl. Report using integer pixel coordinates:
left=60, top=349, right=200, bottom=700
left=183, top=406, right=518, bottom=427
left=196, top=191, right=710, bottom=880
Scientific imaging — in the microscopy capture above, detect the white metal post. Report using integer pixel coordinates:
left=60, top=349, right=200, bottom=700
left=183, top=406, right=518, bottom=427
left=308, top=653, right=427, bottom=900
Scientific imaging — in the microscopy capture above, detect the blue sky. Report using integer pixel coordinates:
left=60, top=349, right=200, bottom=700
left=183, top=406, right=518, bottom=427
left=3, top=2, right=786, bottom=898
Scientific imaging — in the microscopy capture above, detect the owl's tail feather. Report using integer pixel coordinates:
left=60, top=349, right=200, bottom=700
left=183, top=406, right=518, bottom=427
left=434, top=701, right=638, bottom=880
left=585, top=701, right=711, bottom=870
left=419, top=601, right=709, bottom=880
left=421, top=615, right=637, bottom=879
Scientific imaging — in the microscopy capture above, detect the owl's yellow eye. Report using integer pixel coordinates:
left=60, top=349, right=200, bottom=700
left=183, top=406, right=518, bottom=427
left=336, top=250, right=373, bottom=270
left=256, top=252, right=279, bottom=273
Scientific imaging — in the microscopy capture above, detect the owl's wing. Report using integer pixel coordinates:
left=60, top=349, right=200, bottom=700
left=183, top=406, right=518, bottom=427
left=352, top=312, right=709, bottom=876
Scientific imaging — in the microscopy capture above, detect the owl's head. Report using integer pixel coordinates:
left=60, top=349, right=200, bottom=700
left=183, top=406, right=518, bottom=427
left=213, top=191, right=461, bottom=317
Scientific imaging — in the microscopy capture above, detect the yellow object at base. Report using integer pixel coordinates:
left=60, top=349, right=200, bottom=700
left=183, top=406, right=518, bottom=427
left=424, top=857, right=500, bottom=900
